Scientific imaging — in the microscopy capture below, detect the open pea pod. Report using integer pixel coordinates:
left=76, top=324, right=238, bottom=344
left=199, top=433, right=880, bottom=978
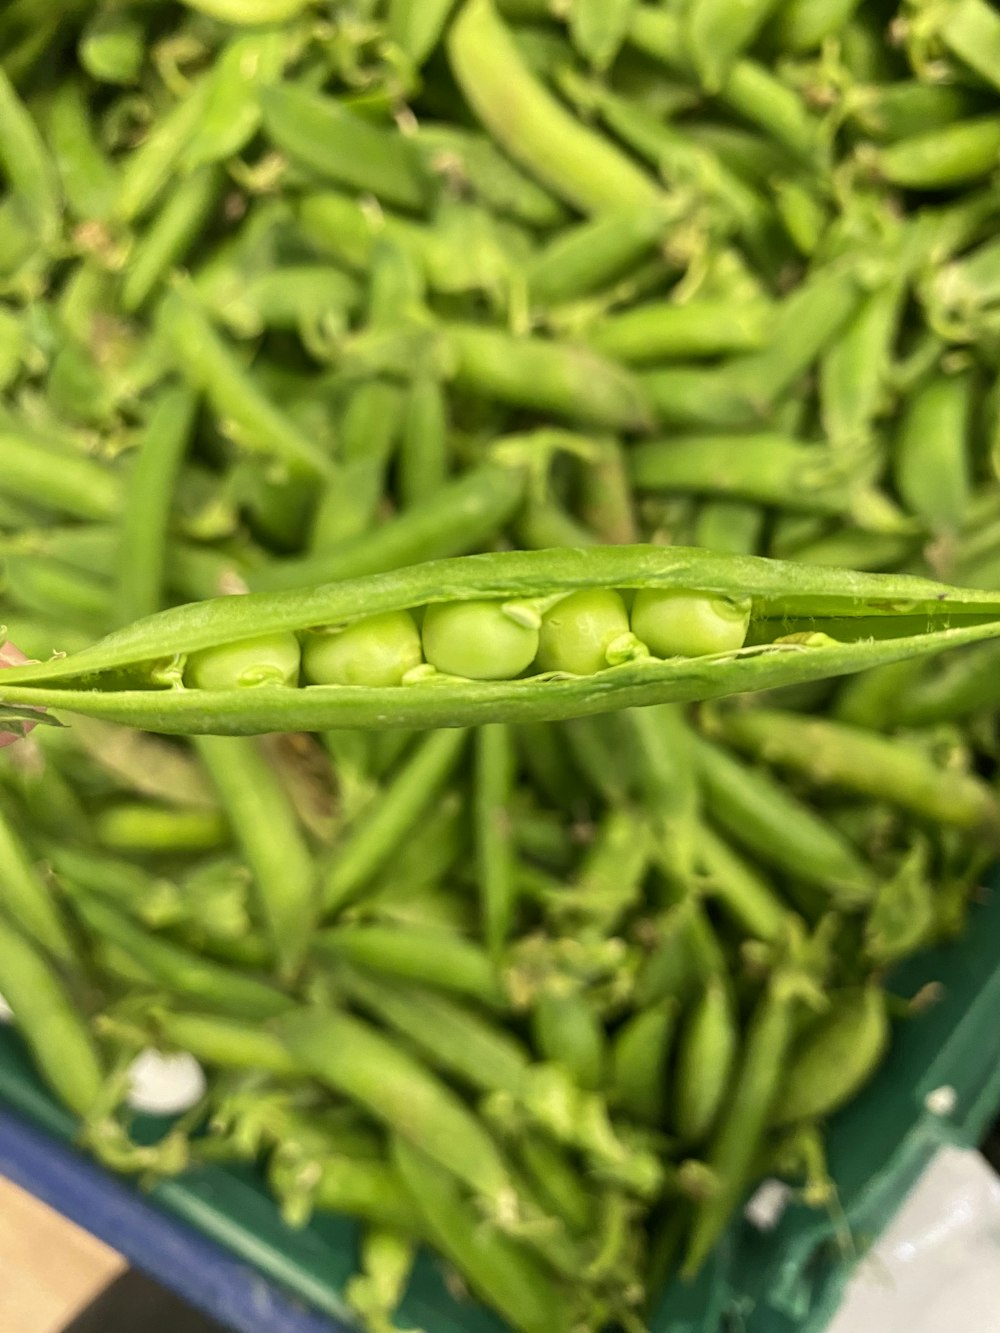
left=3, top=546, right=1000, bottom=735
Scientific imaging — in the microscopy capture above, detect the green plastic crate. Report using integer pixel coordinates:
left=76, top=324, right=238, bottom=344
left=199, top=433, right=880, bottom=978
left=1, top=869, right=998, bottom=1333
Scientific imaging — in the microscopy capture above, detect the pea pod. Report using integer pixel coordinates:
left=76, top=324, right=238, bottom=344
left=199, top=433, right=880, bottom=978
left=609, top=999, right=677, bottom=1125
left=277, top=1006, right=514, bottom=1204
left=5, top=548, right=1000, bottom=735
left=673, top=980, right=738, bottom=1145
left=711, top=705, right=1000, bottom=839
left=770, top=986, right=890, bottom=1128
left=448, top=0, right=661, bottom=213
left=0, top=916, right=103, bottom=1117
left=392, top=1138, right=579, bottom=1333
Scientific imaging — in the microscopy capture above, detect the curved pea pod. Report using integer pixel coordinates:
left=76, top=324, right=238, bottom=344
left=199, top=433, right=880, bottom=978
left=531, top=991, right=607, bottom=1091
left=388, top=0, right=462, bottom=68
left=588, top=298, right=774, bottom=365
left=152, top=1009, right=299, bottom=1076
left=673, top=980, right=739, bottom=1145
left=0, top=66, right=61, bottom=250
left=609, top=999, right=678, bottom=1125
left=181, top=0, right=320, bottom=24
left=767, top=0, right=862, bottom=50
left=448, top=0, right=661, bottom=213
left=684, top=0, right=785, bottom=92
left=865, top=841, right=938, bottom=966
left=915, top=0, right=1000, bottom=94
left=277, top=1006, right=514, bottom=1205
left=260, top=83, right=431, bottom=213
left=692, top=735, right=877, bottom=907
left=392, top=1138, right=579, bottom=1333
left=634, top=896, right=725, bottom=1008
left=872, top=117, right=1000, bottom=190
left=695, top=825, right=788, bottom=943
left=770, top=986, right=890, bottom=1130
left=5, top=547, right=1000, bottom=735
left=893, top=369, right=974, bottom=535
left=73, top=894, right=295, bottom=1020
left=0, top=916, right=104, bottom=1118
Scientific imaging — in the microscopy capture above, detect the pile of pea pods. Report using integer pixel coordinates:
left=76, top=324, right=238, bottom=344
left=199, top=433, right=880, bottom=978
left=3, top=0, right=1000, bottom=1329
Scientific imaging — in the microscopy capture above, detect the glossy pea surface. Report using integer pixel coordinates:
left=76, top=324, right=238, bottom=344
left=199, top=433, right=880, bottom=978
left=422, top=599, right=539, bottom=680
left=536, top=588, right=631, bottom=675
left=631, top=589, right=751, bottom=658
left=303, top=611, right=423, bottom=687
left=185, top=631, right=301, bottom=689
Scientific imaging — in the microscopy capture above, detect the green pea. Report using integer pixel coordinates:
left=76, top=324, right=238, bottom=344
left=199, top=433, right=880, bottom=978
left=185, top=632, right=301, bottom=689
left=422, top=599, right=539, bottom=680
left=535, top=589, right=631, bottom=676
left=303, top=611, right=422, bottom=688
left=630, top=588, right=751, bottom=658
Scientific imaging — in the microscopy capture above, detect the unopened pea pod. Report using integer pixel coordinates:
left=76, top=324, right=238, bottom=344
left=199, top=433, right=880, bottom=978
left=321, top=728, right=468, bottom=914
left=630, top=434, right=895, bottom=523
left=609, top=999, right=678, bottom=1125
left=634, top=897, right=726, bottom=1009
left=448, top=0, right=661, bottom=214
left=442, top=322, right=653, bottom=431
left=912, top=0, right=1000, bottom=95
left=683, top=967, right=819, bottom=1278
left=156, top=286, right=335, bottom=480
left=0, top=803, right=77, bottom=964
left=414, top=124, right=570, bottom=229
left=849, top=80, right=986, bottom=143
left=0, top=916, right=103, bottom=1118
left=336, top=969, right=528, bottom=1093
left=525, top=204, right=672, bottom=309
left=894, top=369, right=974, bottom=535
left=893, top=642, right=1000, bottom=726
left=767, top=0, right=862, bottom=49
left=0, top=430, right=123, bottom=521
left=194, top=735, right=317, bottom=979
left=43, top=79, right=119, bottom=222
left=872, top=118, right=1000, bottom=190
left=315, top=923, right=505, bottom=1008
left=270, top=1151, right=426, bottom=1237
left=684, top=0, right=785, bottom=91
left=475, top=722, right=518, bottom=958
left=696, top=825, right=788, bottom=943
left=260, top=83, right=430, bottom=213
left=770, top=986, right=890, bottom=1129
left=515, top=1132, right=595, bottom=1235
left=673, top=980, right=738, bottom=1145
left=277, top=1006, right=513, bottom=1204
left=820, top=278, right=906, bottom=450
left=392, top=1138, right=579, bottom=1333
left=588, top=299, right=774, bottom=365
left=74, top=895, right=295, bottom=1019
left=122, top=167, right=222, bottom=313
left=181, top=28, right=291, bottom=170
left=0, top=66, right=60, bottom=249
left=94, top=803, right=228, bottom=855
left=712, top=706, right=1000, bottom=839
left=692, top=735, right=876, bottom=906
left=152, top=1009, right=300, bottom=1076
left=530, top=991, right=606, bottom=1092
left=114, top=77, right=211, bottom=223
